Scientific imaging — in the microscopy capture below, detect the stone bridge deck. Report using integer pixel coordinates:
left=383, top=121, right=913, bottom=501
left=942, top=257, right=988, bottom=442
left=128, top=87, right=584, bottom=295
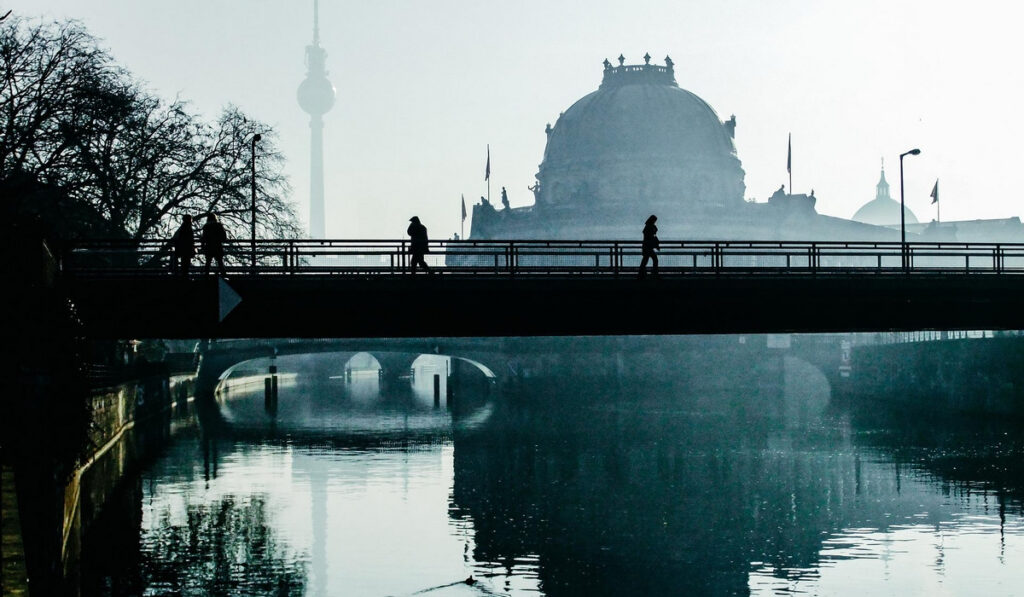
left=60, top=239, right=1024, bottom=338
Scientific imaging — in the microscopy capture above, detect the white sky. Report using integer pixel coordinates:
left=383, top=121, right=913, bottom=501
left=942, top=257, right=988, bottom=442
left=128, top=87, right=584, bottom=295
left=12, top=0, right=1024, bottom=238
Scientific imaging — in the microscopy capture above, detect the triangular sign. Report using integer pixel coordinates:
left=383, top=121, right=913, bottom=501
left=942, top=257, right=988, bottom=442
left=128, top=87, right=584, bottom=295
left=218, top=277, right=242, bottom=322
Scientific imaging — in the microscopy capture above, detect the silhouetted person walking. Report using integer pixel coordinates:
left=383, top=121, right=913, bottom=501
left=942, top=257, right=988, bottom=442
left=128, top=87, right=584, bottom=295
left=407, top=216, right=431, bottom=273
left=171, top=215, right=195, bottom=276
left=201, top=213, right=228, bottom=275
left=639, top=214, right=659, bottom=277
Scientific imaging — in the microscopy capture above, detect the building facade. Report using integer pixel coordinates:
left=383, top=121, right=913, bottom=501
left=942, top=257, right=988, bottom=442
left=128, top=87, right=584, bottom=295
left=468, top=56, right=1024, bottom=244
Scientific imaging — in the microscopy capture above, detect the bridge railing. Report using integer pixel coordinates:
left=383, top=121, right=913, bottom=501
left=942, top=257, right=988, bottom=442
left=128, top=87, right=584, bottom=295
left=57, top=239, right=1024, bottom=276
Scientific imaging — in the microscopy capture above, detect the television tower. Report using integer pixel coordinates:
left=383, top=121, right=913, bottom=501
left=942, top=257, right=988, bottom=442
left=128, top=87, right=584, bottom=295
left=297, top=0, right=335, bottom=238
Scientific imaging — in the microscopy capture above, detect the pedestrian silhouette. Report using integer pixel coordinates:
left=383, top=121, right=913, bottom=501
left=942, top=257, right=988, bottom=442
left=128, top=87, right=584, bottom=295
left=171, top=215, right=195, bottom=276
left=407, top=216, right=431, bottom=273
left=501, top=186, right=510, bottom=210
left=201, top=213, right=228, bottom=275
left=639, top=214, right=659, bottom=277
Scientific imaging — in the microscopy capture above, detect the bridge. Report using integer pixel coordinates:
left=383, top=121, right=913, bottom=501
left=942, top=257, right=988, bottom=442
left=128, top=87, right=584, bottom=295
left=58, top=238, right=1024, bottom=338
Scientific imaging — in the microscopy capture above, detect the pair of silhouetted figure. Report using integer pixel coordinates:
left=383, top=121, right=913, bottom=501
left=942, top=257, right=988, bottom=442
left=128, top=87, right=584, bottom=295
left=171, top=213, right=227, bottom=276
left=639, top=214, right=659, bottom=277
left=407, top=216, right=431, bottom=273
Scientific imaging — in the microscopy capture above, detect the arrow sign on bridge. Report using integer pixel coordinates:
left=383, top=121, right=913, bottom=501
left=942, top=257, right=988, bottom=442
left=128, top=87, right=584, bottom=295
left=218, top=277, right=242, bottom=322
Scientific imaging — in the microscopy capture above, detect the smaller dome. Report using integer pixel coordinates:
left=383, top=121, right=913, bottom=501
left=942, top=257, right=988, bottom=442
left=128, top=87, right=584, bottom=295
left=851, top=167, right=917, bottom=226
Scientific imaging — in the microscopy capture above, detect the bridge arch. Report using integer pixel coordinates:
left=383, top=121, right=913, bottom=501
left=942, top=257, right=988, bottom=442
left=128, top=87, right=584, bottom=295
left=195, top=339, right=514, bottom=403
left=343, top=352, right=382, bottom=374
left=451, top=356, right=496, bottom=378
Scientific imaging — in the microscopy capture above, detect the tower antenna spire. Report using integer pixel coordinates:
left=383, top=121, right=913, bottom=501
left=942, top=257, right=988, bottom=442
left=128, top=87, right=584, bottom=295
left=313, top=0, right=320, bottom=46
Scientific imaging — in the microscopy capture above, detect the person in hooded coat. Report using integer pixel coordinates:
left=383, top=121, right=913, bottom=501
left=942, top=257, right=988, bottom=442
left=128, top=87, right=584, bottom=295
left=639, top=214, right=659, bottom=277
left=171, top=215, right=195, bottom=276
left=407, top=216, right=431, bottom=273
left=201, top=213, right=228, bottom=275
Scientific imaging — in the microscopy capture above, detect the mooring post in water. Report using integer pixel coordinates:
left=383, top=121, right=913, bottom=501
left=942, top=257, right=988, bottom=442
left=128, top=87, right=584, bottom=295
left=269, top=364, right=279, bottom=408
left=265, top=377, right=275, bottom=416
left=433, top=374, right=441, bottom=408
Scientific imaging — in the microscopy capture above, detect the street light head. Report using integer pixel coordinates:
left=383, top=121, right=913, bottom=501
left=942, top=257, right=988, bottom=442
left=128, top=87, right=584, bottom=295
left=253, top=133, right=263, bottom=143
left=909, top=148, right=921, bottom=155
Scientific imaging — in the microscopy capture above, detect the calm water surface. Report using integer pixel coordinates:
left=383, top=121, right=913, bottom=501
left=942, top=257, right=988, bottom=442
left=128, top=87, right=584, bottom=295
left=84, top=369, right=1024, bottom=596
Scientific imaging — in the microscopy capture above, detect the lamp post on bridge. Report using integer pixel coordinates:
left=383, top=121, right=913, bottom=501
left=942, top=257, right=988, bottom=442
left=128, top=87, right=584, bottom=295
left=250, top=133, right=262, bottom=270
left=899, top=148, right=921, bottom=272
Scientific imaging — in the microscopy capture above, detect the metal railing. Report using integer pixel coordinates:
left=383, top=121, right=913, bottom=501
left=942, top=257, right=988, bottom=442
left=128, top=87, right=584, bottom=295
left=57, top=238, right=1024, bottom=277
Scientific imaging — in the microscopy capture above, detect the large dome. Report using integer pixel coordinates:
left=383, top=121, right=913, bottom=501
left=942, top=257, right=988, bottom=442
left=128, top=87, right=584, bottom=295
left=535, top=56, right=745, bottom=215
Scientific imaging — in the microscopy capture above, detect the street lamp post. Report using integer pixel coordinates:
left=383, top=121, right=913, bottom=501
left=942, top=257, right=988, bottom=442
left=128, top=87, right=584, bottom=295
left=899, top=148, right=921, bottom=271
left=250, top=133, right=262, bottom=270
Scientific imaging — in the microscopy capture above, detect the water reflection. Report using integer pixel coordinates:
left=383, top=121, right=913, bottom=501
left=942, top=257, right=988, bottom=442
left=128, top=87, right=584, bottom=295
left=140, top=492, right=306, bottom=595
left=82, top=367, right=1024, bottom=596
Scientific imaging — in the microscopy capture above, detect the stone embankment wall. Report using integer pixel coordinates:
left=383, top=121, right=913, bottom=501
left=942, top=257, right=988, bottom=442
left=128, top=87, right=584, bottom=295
left=850, top=337, right=1024, bottom=417
left=58, top=373, right=195, bottom=587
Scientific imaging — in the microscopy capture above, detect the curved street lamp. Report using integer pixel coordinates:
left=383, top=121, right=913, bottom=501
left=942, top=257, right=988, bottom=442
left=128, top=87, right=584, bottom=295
left=251, top=133, right=262, bottom=270
left=901, top=148, right=925, bottom=272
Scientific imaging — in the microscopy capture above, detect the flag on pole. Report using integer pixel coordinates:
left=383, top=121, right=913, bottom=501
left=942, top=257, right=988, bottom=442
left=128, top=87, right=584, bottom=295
left=485, top=145, right=491, bottom=181
left=930, top=179, right=939, bottom=204
left=461, top=194, right=467, bottom=221
left=786, top=133, right=792, bottom=174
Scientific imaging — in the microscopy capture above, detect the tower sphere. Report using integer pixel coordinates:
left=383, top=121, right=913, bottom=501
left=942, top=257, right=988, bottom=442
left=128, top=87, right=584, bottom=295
left=298, top=75, right=336, bottom=116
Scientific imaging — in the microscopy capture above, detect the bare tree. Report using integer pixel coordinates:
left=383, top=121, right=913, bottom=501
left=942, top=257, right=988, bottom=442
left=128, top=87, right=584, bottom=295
left=1, top=16, right=300, bottom=241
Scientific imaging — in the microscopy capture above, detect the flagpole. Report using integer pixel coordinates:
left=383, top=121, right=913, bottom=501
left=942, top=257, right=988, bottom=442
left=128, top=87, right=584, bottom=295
left=787, top=133, right=792, bottom=195
left=487, top=144, right=491, bottom=204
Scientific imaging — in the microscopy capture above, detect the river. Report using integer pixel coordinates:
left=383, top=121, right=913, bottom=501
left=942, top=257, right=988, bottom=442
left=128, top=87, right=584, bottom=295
left=80, top=361, right=1024, bottom=596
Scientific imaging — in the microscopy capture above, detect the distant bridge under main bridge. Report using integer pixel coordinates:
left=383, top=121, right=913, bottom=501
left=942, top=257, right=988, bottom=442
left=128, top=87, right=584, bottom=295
left=58, top=238, right=1024, bottom=338
left=194, top=335, right=850, bottom=407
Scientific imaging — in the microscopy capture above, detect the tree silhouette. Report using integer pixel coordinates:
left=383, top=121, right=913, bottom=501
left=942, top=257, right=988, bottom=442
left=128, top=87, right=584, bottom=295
left=1, top=16, right=300, bottom=241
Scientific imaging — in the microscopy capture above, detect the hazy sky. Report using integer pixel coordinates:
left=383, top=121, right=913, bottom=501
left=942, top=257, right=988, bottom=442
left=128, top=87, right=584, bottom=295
left=13, top=0, right=1024, bottom=238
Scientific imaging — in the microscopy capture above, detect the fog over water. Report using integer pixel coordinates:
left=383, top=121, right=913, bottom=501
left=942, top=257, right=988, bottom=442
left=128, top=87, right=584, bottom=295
left=80, top=350, right=1024, bottom=596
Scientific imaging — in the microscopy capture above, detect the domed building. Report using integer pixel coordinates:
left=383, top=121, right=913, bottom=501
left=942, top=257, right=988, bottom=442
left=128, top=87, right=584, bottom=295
left=537, top=54, right=744, bottom=214
left=467, top=56, right=916, bottom=242
left=851, top=165, right=917, bottom=227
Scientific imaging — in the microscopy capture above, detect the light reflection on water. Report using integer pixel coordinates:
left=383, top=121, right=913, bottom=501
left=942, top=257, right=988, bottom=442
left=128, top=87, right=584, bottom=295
left=86, top=369, right=1024, bottom=596
left=139, top=440, right=532, bottom=596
